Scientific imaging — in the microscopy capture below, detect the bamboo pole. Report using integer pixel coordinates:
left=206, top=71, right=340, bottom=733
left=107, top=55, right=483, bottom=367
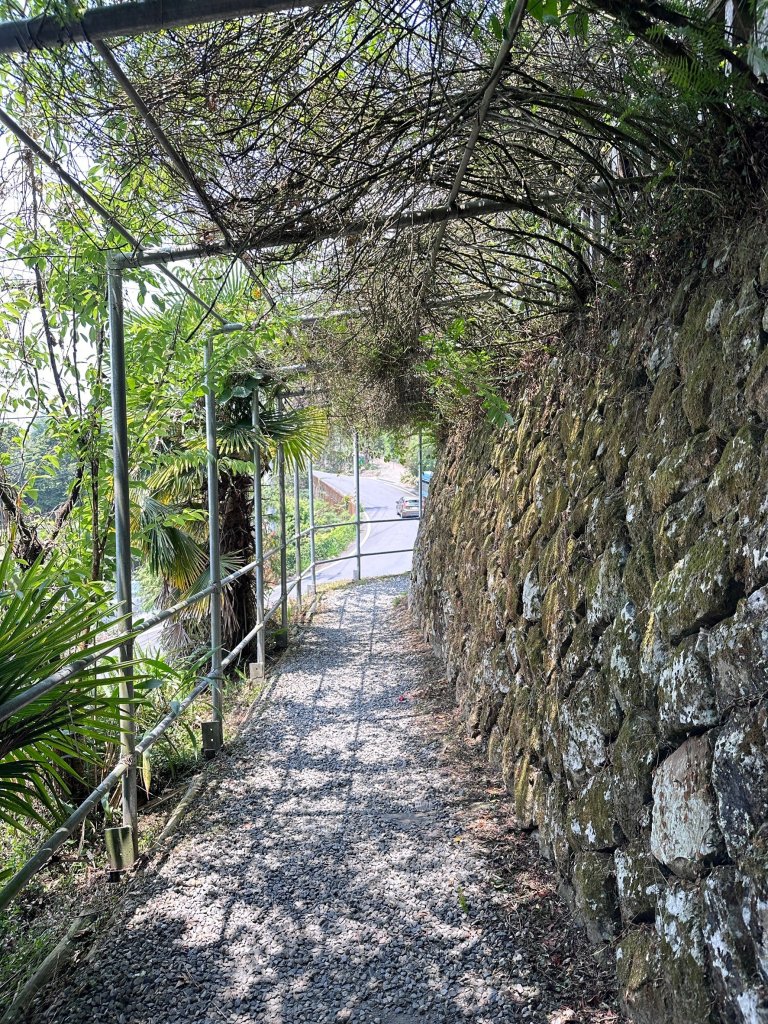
left=252, top=389, right=266, bottom=670
left=107, top=264, right=138, bottom=863
left=353, top=432, right=362, bottom=581
left=277, top=395, right=289, bottom=649
left=293, top=459, right=302, bottom=611
left=0, top=0, right=331, bottom=55
left=308, top=457, right=317, bottom=593
left=204, top=333, right=223, bottom=744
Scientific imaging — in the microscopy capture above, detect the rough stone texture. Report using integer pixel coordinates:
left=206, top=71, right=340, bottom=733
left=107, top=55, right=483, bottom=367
left=656, top=882, right=715, bottom=1023
left=651, top=734, right=726, bottom=880
left=411, top=221, right=768, bottom=1023
left=615, top=847, right=664, bottom=924
left=615, top=929, right=669, bottom=1024
left=712, top=701, right=768, bottom=861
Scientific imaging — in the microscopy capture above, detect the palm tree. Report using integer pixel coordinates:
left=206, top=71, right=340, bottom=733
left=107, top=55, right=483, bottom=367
left=125, top=273, right=325, bottom=655
left=143, top=371, right=325, bottom=652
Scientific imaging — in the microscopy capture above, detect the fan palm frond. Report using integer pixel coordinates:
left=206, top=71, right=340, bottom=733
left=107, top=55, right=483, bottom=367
left=0, top=548, right=127, bottom=841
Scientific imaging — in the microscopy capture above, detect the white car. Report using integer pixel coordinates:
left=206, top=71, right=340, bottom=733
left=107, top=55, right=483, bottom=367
left=396, top=497, right=420, bottom=519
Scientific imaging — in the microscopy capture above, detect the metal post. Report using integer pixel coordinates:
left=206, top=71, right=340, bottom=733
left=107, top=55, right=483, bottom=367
left=308, top=456, right=317, bottom=594
left=293, top=459, right=302, bottom=611
left=252, top=389, right=266, bottom=671
left=418, top=428, right=424, bottom=519
left=107, top=263, right=137, bottom=863
left=353, top=431, right=362, bottom=581
left=277, top=394, right=289, bottom=648
left=203, top=332, right=223, bottom=753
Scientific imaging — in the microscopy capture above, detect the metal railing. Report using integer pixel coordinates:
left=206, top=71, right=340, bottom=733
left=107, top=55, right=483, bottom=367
left=0, top=362, right=425, bottom=911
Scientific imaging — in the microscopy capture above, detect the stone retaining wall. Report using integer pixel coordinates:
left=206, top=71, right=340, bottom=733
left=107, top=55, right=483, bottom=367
left=411, top=224, right=768, bottom=1023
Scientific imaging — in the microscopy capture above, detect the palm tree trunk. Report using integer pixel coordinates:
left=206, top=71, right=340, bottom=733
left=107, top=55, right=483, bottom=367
left=219, top=471, right=257, bottom=654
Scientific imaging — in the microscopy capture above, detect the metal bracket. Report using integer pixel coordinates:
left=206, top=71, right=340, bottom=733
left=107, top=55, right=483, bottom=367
left=201, top=720, right=224, bottom=759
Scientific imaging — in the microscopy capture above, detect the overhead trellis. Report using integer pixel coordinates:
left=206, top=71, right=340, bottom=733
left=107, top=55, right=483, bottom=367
left=0, top=0, right=765, bottom=417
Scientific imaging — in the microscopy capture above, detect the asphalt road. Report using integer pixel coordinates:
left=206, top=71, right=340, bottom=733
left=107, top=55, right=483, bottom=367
left=136, top=473, right=419, bottom=655
left=310, top=471, right=420, bottom=584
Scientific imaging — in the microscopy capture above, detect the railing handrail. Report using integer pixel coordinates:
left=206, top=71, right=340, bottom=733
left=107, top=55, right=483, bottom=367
left=0, top=557, right=258, bottom=726
left=0, top=457, right=423, bottom=913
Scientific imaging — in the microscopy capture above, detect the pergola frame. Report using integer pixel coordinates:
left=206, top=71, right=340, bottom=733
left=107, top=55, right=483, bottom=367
left=0, top=0, right=619, bottom=893
left=0, top=0, right=334, bottom=55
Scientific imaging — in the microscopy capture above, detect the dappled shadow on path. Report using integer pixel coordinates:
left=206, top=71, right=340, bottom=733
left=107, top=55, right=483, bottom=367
left=28, top=577, right=621, bottom=1024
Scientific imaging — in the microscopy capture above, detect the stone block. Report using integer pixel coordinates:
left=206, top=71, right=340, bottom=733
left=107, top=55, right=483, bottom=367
left=681, top=337, right=723, bottom=431
left=584, top=488, right=627, bottom=559
left=646, top=365, right=680, bottom=428
left=623, top=538, right=657, bottom=610
left=746, top=345, right=768, bottom=422
left=703, top=867, right=768, bottom=1023
left=572, top=850, right=620, bottom=944
left=615, top=846, right=665, bottom=924
left=708, top=587, right=768, bottom=714
left=648, top=431, right=723, bottom=515
left=586, top=541, right=629, bottom=631
left=651, top=530, right=737, bottom=642
left=512, top=754, right=545, bottom=830
left=605, top=601, right=648, bottom=712
left=538, top=782, right=571, bottom=875
left=712, top=701, right=768, bottom=860
left=706, top=425, right=761, bottom=523
left=653, top=486, right=709, bottom=576
left=560, top=670, right=621, bottom=785
left=567, top=771, right=622, bottom=851
left=616, top=929, right=670, bottom=1024
left=613, top=712, right=658, bottom=842
left=562, top=616, right=593, bottom=681
left=651, top=734, right=726, bottom=879
left=656, top=881, right=715, bottom=1023
left=522, top=568, right=542, bottom=622
left=658, top=632, right=719, bottom=740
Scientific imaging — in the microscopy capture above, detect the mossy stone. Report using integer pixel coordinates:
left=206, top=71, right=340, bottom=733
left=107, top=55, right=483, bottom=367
left=653, top=486, right=709, bottom=577
left=705, top=423, right=761, bottom=523
left=586, top=541, right=629, bottom=630
left=584, top=488, right=628, bottom=559
left=615, top=846, right=665, bottom=924
left=512, top=752, right=545, bottom=829
left=605, top=601, right=647, bottom=712
left=681, top=337, right=723, bottom=431
left=567, top=771, right=622, bottom=851
left=658, top=632, right=718, bottom=740
left=616, top=929, right=670, bottom=1024
left=646, top=366, right=681, bottom=428
left=623, top=538, right=657, bottom=611
left=563, top=615, right=594, bottom=681
left=613, top=711, right=658, bottom=841
left=656, top=882, right=716, bottom=1024
left=651, top=530, right=735, bottom=642
left=560, top=669, right=621, bottom=785
left=572, top=850, right=620, bottom=943
left=647, top=431, right=723, bottom=515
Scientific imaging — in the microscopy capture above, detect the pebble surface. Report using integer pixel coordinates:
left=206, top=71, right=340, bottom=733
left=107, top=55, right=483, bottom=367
left=36, top=578, right=577, bottom=1024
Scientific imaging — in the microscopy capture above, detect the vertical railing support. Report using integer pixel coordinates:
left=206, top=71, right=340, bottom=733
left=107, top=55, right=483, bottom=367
left=308, top=456, right=317, bottom=594
left=203, top=331, right=223, bottom=755
left=418, top=428, right=424, bottom=520
left=107, top=261, right=138, bottom=864
left=293, top=458, right=302, bottom=611
left=277, top=394, right=289, bottom=649
left=252, top=388, right=266, bottom=674
left=353, top=431, right=362, bottom=581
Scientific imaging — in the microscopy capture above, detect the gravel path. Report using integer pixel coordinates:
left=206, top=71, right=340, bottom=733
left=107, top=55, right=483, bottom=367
left=33, top=577, right=618, bottom=1024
